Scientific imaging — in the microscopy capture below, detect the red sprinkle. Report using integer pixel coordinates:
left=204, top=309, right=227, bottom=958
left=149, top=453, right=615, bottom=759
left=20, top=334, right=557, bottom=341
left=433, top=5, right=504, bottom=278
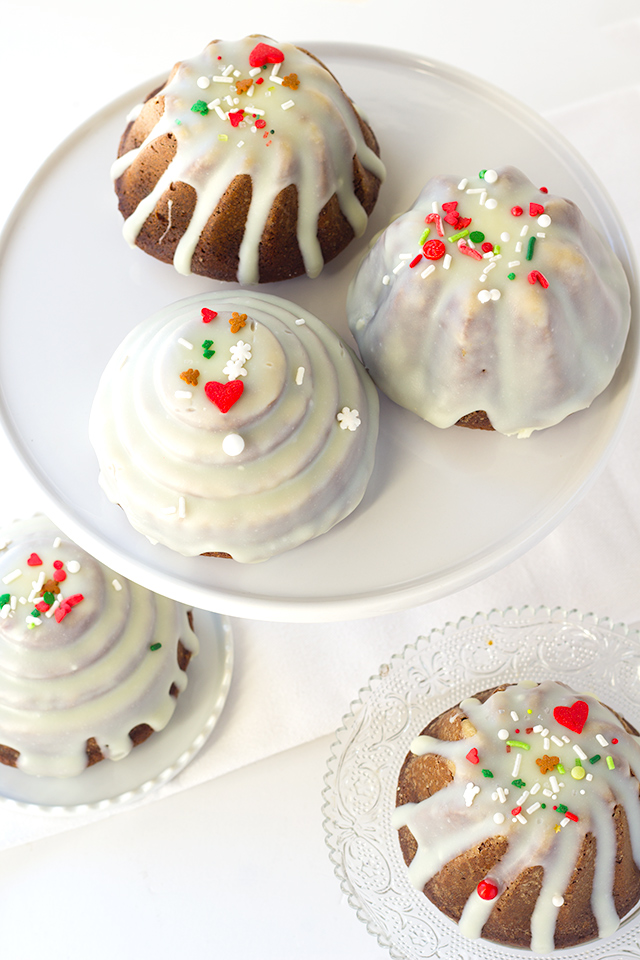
left=612, top=738, right=619, bottom=744
left=204, top=379, right=244, bottom=413
left=35, top=601, right=50, bottom=613
left=539, top=186, right=548, bottom=193
left=409, top=254, right=423, bottom=268
left=201, top=308, right=218, bottom=323
left=458, top=240, right=483, bottom=261
left=553, top=700, right=588, bottom=733
left=255, top=77, right=264, bottom=85
left=481, top=242, right=494, bottom=253
left=466, top=747, right=480, bottom=764
left=529, top=202, right=545, bottom=216
left=53, top=560, right=64, bottom=570
left=27, top=553, right=42, bottom=567
left=424, top=213, right=444, bottom=237
left=528, top=269, right=549, bottom=289
left=422, top=239, right=446, bottom=261
left=228, top=110, right=245, bottom=128
left=477, top=879, right=499, bottom=900
left=511, top=206, right=523, bottom=217
left=511, top=806, right=522, bottom=816
left=441, top=201, right=458, bottom=212
left=255, top=118, right=267, bottom=129
left=566, top=812, right=579, bottom=822
left=53, top=569, right=67, bottom=583
left=248, top=42, right=285, bottom=68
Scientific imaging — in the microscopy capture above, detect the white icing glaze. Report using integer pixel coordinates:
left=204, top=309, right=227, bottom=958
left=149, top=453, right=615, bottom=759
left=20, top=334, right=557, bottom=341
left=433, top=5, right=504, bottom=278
left=113, top=36, right=385, bottom=282
left=393, top=680, right=640, bottom=953
left=0, top=516, right=198, bottom=778
left=89, top=291, right=379, bottom=562
left=347, top=167, right=631, bottom=437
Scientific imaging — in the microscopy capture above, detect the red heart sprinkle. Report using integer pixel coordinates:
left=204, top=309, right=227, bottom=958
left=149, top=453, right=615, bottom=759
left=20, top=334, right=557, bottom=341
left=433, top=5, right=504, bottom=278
left=201, top=308, right=218, bottom=323
left=466, top=747, right=479, bottom=764
left=441, top=201, right=458, bottom=212
left=204, top=380, right=244, bottom=413
left=553, top=700, right=589, bottom=734
left=248, top=42, right=285, bottom=68
left=477, top=879, right=499, bottom=901
left=228, top=110, right=244, bottom=128
left=27, top=553, right=42, bottom=566
left=529, top=202, right=545, bottom=216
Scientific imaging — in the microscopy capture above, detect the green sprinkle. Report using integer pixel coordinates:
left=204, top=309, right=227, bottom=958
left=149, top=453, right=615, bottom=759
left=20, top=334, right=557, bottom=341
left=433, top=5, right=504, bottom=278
left=448, top=229, right=470, bottom=243
left=589, top=754, right=601, bottom=764
left=482, top=769, right=494, bottom=778
left=419, top=227, right=431, bottom=245
left=573, top=758, right=582, bottom=767
left=150, top=642, right=162, bottom=652
left=175, top=119, right=182, bottom=126
left=43, top=591, right=55, bottom=605
left=469, top=231, right=485, bottom=243
left=541, top=803, right=546, bottom=809
left=30, top=609, right=39, bottom=618
left=556, top=803, right=568, bottom=814
left=507, top=272, right=516, bottom=280
left=493, top=245, right=501, bottom=254
left=270, top=129, right=275, bottom=135
left=526, top=235, right=536, bottom=261
left=506, top=740, right=530, bottom=750
left=556, top=763, right=565, bottom=774
left=512, top=778, right=526, bottom=789
left=606, top=755, right=615, bottom=770
left=203, top=351, right=214, bottom=359
left=0, top=593, right=10, bottom=607
left=191, top=99, right=209, bottom=115
left=202, top=339, right=215, bottom=359
left=479, top=169, right=487, bottom=179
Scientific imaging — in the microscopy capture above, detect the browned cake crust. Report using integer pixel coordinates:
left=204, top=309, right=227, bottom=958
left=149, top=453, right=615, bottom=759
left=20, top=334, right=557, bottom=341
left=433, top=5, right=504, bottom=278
left=455, top=410, right=493, bottom=430
left=395, top=685, right=640, bottom=950
left=114, top=45, right=382, bottom=283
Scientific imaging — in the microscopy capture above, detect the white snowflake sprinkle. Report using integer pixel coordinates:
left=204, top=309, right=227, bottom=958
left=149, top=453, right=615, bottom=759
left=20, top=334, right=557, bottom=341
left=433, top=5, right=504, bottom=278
left=230, top=340, right=252, bottom=363
left=336, top=407, right=361, bottom=432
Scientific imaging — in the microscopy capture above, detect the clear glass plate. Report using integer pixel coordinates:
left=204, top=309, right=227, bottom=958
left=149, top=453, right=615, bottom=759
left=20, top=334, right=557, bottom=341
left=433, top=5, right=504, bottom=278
left=322, top=606, right=640, bottom=958
left=0, top=44, right=637, bottom=622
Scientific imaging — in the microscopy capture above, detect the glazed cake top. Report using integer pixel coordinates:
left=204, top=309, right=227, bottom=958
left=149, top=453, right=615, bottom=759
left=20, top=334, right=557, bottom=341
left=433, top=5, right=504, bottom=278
left=394, top=679, right=640, bottom=953
left=348, top=167, right=631, bottom=437
left=0, top=515, right=198, bottom=778
left=112, top=35, right=385, bottom=283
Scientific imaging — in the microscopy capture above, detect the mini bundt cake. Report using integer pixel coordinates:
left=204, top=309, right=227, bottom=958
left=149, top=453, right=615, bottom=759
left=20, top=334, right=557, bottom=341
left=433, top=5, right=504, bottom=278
left=394, top=680, right=640, bottom=951
left=112, top=35, right=385, bottom=283
left=0, top=515, right=198, bottom=778
left=89, top=291, right=379, bottom=562
left=347, top=166, right=631, bottom=437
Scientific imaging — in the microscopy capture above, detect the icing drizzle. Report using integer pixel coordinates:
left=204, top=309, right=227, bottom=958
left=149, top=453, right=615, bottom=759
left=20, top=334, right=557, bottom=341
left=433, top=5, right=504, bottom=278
left=112, top=36, right=385, bottom=282
left=393, top=680, right=640, bottom=953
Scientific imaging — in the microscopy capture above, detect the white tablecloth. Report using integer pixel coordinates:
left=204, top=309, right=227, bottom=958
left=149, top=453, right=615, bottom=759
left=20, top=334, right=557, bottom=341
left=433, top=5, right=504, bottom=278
left=0, top=2, right=639, bottom=956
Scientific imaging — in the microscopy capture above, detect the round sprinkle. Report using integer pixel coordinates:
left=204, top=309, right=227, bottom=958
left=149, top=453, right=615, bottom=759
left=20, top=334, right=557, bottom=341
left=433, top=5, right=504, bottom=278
left=538, top=214, right=551, bottom=227
left=500, top=232, right=511, bottom=242
left=222, top=433, right=245, bottom=457
left=422, top=238, right=446, bottom=260
left=490, top=289, right=501, bottom=301
left=197, top=76, right=210, bottom=89
left=552, top=895, right=564, bottom=908
left=493, top=812, right=505, bottom=824
left=483, top=169, right=498, bottom=184
left=571, top=765, right=586, bottom=780
left=470, top=231, right=485, bottom=243
left=478, top=289, right=491, bottom=303
left=511, top=206, right=523, bottom=217
left=497, top=729, right=509, bottom=741
left=485, top=198, right=498, bottom=210
left=67, top=561, right=81, bottom=574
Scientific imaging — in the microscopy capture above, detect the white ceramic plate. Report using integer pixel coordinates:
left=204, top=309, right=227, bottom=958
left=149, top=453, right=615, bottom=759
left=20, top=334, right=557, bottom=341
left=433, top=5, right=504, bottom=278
left=0, top=610, right=233, bottom=812
left=322, top=606, right=640, bottom=959
left=0, top=44, right=637, bottom=622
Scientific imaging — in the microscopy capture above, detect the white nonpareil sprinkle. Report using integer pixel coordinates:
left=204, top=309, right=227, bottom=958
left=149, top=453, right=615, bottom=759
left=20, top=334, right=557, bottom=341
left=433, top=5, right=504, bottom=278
left=485, top=198, right=497, bottom=210
left=538, top=214, right=551, bottom=227
left=596, top=734, right=609, bottom=746
left=178, top=338, right=193, bottom=350
left=382, top=275, right=390, bottom=285
left=493, top=812, right=505, bottom=824
left=560, top=817, right=570, bottom=828
left=586, top=773, right=593, bottom=781
left=544, top=737, right=551, bottom=750
left=443, top=254, right=452, bottom=269
left=457, top=178, right=468, bottom=190
left=532, top=724, right=543, bottom=733
left=421, top=264, right=436, bottom=279
left=295, top=318, right=306, bottom=325
left=112, top=580, right=122, bottom=591
left=197, top=76, right=210, bottom=89
left=549, top=776, right=560, bottom=794
left=483, top=169, right=498, bottom=184
left=67, top=561, right=81, bottom=574
left=512, top=754, right=522, bottom=777
left=281, top=100, right=295, bottom=110
left=222, top=433, right=245, bottom=457
left=511, top=711, right=520, bottom=722
left=249, top=67, right=262, bottom=77
left=2, top=569, right=21, bottom=585
left=431, top=201, right=438, bottom=213
left=175, top=390, right=192, bottom=399
left=295, top=367, right=305, bottom=385
left=497, top=728, right=509, bottom=741
left=52, top=537, right=61, bottom=549
left=552, top=895, right=565, bottom=908
left=520, top=224, right=529, bottom=237
left=478, top=289, right=491, bottom=303
left=573, top=744, right=588, bottom=760
left=236, top=141, right=245, bottom=149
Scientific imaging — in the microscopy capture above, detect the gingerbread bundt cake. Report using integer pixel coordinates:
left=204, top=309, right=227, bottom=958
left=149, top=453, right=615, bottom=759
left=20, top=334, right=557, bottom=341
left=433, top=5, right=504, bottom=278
left=394, top=680, right=640, bottom=951
left=89, top=291, right=379, bottom=562
left=112, top=35, right=385, bottom=283
left=0, top=516, right=198, bottom=778
left=347, top=166, right=631, bottom=437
